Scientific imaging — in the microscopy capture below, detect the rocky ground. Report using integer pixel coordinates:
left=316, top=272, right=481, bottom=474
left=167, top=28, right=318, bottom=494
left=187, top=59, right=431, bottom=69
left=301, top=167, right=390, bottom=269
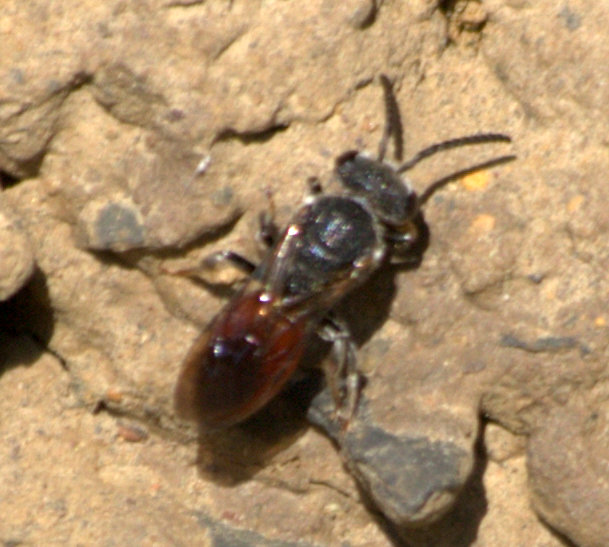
left=1, top=1, right=608, bottom=545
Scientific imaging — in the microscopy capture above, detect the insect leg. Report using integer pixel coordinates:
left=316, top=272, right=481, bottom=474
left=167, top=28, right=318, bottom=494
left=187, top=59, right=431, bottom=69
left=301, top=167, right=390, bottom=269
left=306, top=176, right=323, bottom=195
left=162, top=250, right=256, bottom=280
left=257, top=176, right=323, bottom=250
left=318, top=314, right=362, bottom=428
left=257, top=188, right=280, bottom=249
left=199, top=250, right=257, bottom=274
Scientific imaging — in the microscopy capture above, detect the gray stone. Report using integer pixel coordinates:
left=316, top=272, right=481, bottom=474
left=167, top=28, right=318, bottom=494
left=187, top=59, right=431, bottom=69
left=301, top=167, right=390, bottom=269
left=309, top=390, right=471, bottom=526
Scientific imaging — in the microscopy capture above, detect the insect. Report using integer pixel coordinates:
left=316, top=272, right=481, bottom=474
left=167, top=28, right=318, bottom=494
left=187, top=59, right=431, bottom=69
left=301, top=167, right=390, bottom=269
left=174, top=76, right=514, bottom=429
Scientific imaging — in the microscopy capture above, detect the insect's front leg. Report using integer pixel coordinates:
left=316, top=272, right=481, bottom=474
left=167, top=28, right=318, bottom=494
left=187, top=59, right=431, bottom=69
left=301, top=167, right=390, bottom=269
left=162, top=250, right=257, bottom=283
left=257, top=178, right=323, bottom=250
left=306, top=176, right=323, bottom=195
left=317, top=314, right=362, bottom=430
left=256, top=188, right=280, bottom=249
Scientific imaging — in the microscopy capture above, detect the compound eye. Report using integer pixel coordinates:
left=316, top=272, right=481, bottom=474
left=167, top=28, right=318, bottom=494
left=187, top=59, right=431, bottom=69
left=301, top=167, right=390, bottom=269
left=336, top=150, right=358, bottom=167
left=335, top=151, right=369, bottom=192
left=394, top=190, right=419, bottom=224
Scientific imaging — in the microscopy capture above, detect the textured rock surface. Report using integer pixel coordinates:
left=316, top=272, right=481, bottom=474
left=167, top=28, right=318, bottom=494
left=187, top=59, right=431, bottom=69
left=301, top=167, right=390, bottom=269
left=1, top=0, right=608, bottom=545
left=0, top=196, right=35, bottom=300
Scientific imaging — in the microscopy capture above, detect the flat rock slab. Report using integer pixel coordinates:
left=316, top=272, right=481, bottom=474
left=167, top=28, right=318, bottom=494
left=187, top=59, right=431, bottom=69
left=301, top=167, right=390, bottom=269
left=1, top=0, right=608, bottom=545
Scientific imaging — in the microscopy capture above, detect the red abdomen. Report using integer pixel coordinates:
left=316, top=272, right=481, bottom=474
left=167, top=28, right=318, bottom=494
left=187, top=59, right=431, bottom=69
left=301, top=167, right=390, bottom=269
left=175, top=290, right=307, bottom=428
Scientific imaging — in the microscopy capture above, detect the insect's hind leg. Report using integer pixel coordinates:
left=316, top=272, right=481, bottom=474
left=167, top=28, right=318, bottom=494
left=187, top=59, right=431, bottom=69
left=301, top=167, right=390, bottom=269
left=317, top=314, right=362, bottom=429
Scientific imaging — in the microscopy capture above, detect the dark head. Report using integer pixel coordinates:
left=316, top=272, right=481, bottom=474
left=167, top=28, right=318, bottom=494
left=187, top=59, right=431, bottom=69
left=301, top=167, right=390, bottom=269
left=335, top=151, right=419, bottom=229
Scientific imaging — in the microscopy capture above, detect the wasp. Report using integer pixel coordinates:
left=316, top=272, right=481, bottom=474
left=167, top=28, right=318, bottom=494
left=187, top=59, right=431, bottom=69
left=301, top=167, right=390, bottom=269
left=174, top=76, right=514, bottom=429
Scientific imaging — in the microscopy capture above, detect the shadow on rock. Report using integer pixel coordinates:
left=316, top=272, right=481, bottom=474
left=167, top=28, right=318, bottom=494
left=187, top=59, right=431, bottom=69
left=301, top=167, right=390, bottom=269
left=337, top=211, right=429, bottom=347
left=192, top=370, right=324, bottom=485
left=0, top=267, right=55, bottom=374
